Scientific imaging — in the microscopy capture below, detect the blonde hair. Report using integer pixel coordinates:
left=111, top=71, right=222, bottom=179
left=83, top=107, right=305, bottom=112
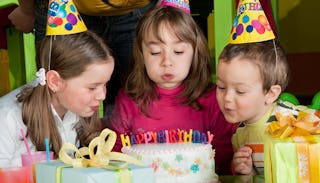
left=17, top=31, right=113, bottom=156
left=126, top=6, right=214, bottom=114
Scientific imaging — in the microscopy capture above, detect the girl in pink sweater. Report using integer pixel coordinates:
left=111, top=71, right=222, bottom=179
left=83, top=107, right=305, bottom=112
left=107, top=6, right=235, bottom=175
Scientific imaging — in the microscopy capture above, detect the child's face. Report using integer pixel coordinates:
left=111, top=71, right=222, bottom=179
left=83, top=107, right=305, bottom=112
left=216, top=57, right=271, bottom=124
left=52, top=60, right=114, bottom=118
left=142, top=24, right=194, bottom=89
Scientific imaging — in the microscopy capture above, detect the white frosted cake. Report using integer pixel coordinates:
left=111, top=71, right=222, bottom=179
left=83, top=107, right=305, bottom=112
left=121, top=143, right=218, bottom=183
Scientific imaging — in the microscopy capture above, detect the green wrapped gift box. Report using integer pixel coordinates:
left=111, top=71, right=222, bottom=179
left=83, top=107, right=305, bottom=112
left=36, top=161, right=154, bottom=183
left=264, top=134, right=320, bottom=183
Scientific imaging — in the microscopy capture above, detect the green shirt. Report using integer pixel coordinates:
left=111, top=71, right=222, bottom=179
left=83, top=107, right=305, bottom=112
left=232, top=101, right=320, bottom=174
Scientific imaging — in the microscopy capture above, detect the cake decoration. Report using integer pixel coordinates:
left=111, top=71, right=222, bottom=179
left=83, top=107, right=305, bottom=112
left=120, top=129, right=217, bottom=182
left=121, top=143, right=218, bottom=182
left=120, top=129, right=214, bottom=147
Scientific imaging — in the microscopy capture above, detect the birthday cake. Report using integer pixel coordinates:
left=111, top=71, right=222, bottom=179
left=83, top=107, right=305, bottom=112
left=121, top=129, right=218, bottom=183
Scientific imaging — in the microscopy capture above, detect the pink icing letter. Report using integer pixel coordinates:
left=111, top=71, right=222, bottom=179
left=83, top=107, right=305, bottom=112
left=207, top=131, right=214, bottom=144
left=144, top=132, right=152, bottom=144
left=135, top=133, right=144, bottom=144
left=169, top=129, right=177, bottom=143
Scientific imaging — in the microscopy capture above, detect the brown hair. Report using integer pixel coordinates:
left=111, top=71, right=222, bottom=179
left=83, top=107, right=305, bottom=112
left=17, top=31, right=113, bottom=156
left=125, top=6, right=214, bottom=114
left=218, top=40, right=290, bottom=92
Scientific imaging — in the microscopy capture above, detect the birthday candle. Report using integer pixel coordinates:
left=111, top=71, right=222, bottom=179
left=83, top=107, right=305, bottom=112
left=165, top=130, right=170, bottom=143
left=177, top=129, right=184, bottom=142
left=120, top=134, right=131, bottom=147
left=157, top=130, right=166, bottom=143
left=130, top=135, right=137, bottom=145
left=207, top=131, right=214, bottom=144
left=192, top=130, right=201, bottom=143
left=135, top=133, right=144, bottom=144
left=144, top=132, right=152, bottom=144
left=149, top=131, right=158, bottom=143
left=169, top=129, right=177, bottom=143
left=184, top=129, right=193, bottom=143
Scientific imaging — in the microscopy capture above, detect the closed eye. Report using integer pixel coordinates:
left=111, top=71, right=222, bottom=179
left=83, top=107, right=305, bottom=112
left=236, top=90, right=246, bottom=95
left=175, top=51, right=184, bottom=55
left=216, top=85, right=225, bottom=90
left=151, top=52, right=160, bottom=55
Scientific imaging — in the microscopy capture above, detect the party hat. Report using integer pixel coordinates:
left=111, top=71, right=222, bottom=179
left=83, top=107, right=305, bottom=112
left=159, top=0, right=190, bottom=14
left=229, top=0, right=275, bottom=44
left=46, top=0, right=87, bottom=36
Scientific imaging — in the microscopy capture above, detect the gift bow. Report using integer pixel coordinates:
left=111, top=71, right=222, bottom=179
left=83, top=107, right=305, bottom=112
left=266, top=112, right=320, bottom=182
left=59, top=128, right=144, bottom=169
left=267, top=112, right=320, bottom=139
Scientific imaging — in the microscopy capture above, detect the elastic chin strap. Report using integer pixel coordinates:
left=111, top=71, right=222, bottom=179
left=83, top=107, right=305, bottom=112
left=48, top=35, right=56, bottom=71
left=272, top=39, right=278, bottom=76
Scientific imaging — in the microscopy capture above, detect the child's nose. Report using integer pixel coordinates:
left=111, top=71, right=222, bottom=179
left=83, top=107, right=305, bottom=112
left=224, top=91, right=233, bottom=102
left=161, top=53, right=173, bottom=67
left=96, top=88, right=106, bottom=101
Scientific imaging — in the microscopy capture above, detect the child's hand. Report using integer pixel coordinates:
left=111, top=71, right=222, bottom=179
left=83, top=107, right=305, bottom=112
left=233, top=146, right=255, bottom=175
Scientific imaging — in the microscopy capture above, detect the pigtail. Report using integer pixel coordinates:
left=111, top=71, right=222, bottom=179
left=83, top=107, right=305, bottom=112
left=18, top=85, right=62, bottom=157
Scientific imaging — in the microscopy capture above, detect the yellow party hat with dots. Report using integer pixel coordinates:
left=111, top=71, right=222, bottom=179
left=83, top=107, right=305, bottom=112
left=229, top=0, right=275, bottom=44
left=46, top=0, right=87, bottom=36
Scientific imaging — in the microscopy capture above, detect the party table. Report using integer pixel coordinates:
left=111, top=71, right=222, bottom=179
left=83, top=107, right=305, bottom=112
left=219, top=175, right=265, bottom=183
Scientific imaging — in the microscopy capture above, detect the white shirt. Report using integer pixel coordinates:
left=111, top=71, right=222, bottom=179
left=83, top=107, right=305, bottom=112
left=0, top=82, right=78, bottom=167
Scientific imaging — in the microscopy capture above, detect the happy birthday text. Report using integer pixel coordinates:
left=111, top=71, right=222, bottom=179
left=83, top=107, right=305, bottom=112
left=120, top=129, right=214, bottom=147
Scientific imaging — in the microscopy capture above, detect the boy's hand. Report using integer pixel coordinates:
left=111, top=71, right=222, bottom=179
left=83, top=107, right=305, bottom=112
left=233, top=146, right=255, bottom=175
left=8, top=6, right=35, bottom=33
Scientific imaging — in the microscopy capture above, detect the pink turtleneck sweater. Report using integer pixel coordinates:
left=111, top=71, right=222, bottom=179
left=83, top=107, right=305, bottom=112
left=108, top=85, right=235, bottom=175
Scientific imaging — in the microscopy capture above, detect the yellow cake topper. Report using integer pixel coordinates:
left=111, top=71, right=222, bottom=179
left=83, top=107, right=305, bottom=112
left=46, top=0, right=87, bottom=36
left=229, top=0, right=275, bottom=44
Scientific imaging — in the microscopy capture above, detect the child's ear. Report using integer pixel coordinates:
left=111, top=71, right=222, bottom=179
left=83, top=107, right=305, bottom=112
left=46, top=70, right=62, bottom=93
left=265, top=85, right=282, bottom=104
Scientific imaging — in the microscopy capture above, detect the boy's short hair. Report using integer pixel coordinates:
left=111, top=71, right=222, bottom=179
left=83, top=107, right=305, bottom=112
left=219, top=40, right=290, bottom=92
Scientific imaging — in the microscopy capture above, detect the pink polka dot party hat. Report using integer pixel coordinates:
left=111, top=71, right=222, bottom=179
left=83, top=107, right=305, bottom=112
left=159, top=0, right=190, bottom=14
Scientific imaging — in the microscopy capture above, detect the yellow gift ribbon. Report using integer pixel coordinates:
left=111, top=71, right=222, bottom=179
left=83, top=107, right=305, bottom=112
left=267, top=112, right=320, bottom=182
left=294, top=137, right=319, bottom=183
left=309, top=143, right=319, bottom=183
left=114, top=169, right=132, bottom=182
left=267, top=112, right=320, bottom=139
left=59, top=128, right=144, bottom=169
